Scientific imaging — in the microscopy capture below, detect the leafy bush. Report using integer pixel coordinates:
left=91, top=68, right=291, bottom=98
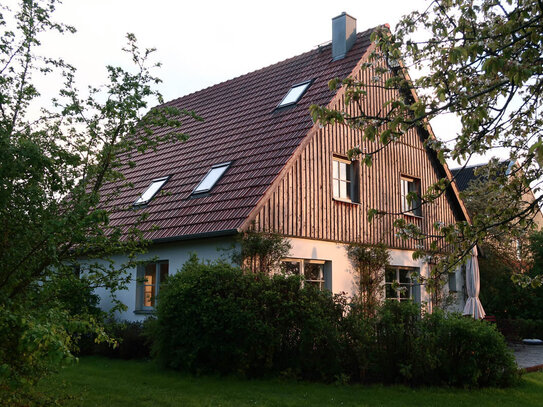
left=149, top=257, right=520, bottom=387
left=150, top=255, right=344, bottom=380
left=418, top=311, right=519, bottom=387
left=343, top=302, right=519, bottom=387
left=77, top=320, right=151, bottom=360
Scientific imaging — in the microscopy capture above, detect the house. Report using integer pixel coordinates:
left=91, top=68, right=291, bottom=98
left=451, top=160, right=543, bottom=269
left=452, top=160, right=543, bottom=228
left=94, top=13, right=473, bottom=321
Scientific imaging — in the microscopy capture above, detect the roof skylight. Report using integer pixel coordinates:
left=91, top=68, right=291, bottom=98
left=192, top=162, right=231, bottom=195
left=133, top=176, right=169, bottom=206
left=277, top=80, right=312, bottom=108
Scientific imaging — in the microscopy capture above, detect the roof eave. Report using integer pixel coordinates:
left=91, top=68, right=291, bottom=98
left=152, top=228, right=239, bottom=244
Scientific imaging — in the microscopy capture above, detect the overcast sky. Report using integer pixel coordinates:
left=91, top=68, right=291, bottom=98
left=6, top=0, right=503, bottom=167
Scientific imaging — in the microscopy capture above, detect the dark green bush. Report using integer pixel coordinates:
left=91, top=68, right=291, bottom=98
left=150, top=256, right=344, bottom=380
left=418, top=311, right=519, bottom=387
left=78, top=320, right=151, bottom=359
left=149, top=257, right=520, bottom=387
left=343, top=302, right=519, bottom=387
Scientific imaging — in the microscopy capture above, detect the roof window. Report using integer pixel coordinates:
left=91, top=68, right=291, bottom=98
left=133, top=176, right=169, bottom=206
left=277, top=80, right=312, bottom=108
left=192, top=162, right=231, bottom=195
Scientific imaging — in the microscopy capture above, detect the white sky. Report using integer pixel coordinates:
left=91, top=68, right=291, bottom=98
left=6, top=0, right=505, bottom=167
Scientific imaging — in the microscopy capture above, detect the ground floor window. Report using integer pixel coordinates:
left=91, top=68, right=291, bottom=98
left=385, top=266, right=420, bottom=302
left=281, top=258, right=329, bottom=290
left=136, top=260, right=168, bottom=310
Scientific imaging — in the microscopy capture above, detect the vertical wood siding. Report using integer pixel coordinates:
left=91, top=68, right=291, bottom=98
left=252, top=62, right=463, bottom=251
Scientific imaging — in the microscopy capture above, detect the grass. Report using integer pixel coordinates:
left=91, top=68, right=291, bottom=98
left=36, top=356, right=543, bottom=407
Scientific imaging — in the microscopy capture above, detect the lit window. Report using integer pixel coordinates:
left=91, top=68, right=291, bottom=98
left=277, top=80, right=312, bottom=108
left=332, top=155, right=359, bottom=202
left=281, top=259, right=328, bottom=290
left=134, top=176, right=169, bottom=206
left=136, top=261, right=168, bottom=310
left=385, top=266, right=420, bottom=302
left=193, top=162, right=231, bottom=195
left=400, top=176, right=422, bottom=216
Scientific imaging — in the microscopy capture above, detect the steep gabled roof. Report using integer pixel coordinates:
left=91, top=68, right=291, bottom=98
left=102, top=29, right=375, bottom=241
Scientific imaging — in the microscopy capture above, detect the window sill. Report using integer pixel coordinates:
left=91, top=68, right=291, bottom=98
left=403, top=212, right=423, bottom=219
left=332, top=197, right=360, bottom=206
left=134, top=309, right=155, bottom=315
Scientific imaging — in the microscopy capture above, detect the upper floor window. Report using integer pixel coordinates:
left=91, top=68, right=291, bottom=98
left=192, top=162, right=231, bottom=195
left=136, top=261, right=168, bottom=311
left=276, top=80, right=312, bottom=108
left=332, top=155, right=359, bottom=202
left=400, top=176, right=422, bottom=216
left=134, top=176, right=169, bottom=206
left=385, top=266, right=420, bottom=302
left=281, top=258, right=329, bottom=291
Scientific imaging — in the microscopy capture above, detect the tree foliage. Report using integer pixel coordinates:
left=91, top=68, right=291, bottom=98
left=0, top=0, right=199, bottom=397
left=311, top=0, right=543, bottom=276
left=231, top=226, right=292, bottom=275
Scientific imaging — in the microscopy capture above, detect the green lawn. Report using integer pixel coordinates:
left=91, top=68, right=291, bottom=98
left=37, top=356, right=543, bottom=407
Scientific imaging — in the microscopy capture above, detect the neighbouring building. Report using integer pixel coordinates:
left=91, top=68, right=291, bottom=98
left=94, top=13, right=473, bottom=321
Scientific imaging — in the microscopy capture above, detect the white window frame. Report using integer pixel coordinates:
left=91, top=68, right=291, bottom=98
left=281, top=258, right=327, bottom=290
left=192, top=162, right=231, bottom=195
left=332, top=155, right=359, bottom=203
left=133, top=176, right=170, bottom=206
left=400, top=175, right=422, bottom=217
left=136, top=260, right=168, bottom=311
left=385, top=266, right=420, bottom=302
left=276, top=80, right=312, bottom=108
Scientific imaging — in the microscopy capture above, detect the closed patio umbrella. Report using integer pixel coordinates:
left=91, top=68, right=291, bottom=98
left=462, top=246, right=486, bottom=319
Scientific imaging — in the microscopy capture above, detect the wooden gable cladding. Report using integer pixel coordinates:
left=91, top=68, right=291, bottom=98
left=249, top=60, right=463, bottom=251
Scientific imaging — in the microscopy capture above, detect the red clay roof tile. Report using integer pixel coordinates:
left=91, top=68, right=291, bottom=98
left=102, top=29, right=374, bottom=240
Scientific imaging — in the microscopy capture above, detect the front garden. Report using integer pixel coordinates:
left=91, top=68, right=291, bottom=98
left=35, top=357, right=543, bottom=407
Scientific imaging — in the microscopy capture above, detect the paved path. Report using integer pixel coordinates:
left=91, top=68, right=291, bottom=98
left=510, top=343, right=543, bottom=370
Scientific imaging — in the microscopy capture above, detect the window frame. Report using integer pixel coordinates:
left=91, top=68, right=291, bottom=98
left=133, top=176, right=170, bottom=207
left=385, top=266, right=420, bottom=302
left=276, top=79, right=313, bottom=109
left=400, top=175, right=422, bottom=217
left=192, top=161, right=231, bottom=195
left=280, top=258, right=328, bottom=291
left=332, top=155, right=360, bottom=203
left=136, top=260, right=169, bottom=312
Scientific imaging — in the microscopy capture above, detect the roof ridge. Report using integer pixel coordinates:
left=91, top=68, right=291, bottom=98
left=450, top=159, right=511, bottom=171
left=162, top=27, right=377, bottom=107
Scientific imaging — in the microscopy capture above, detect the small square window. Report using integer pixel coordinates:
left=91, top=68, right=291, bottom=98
left=136, top=261, right=168, bottom=310
left=332, top=155, right=359, bottom=202
left=385, top=266, right=420, bottom=302
left=277, top=80, right=312, bottom=108
left=134, top=176, right=169, bottom=206
left=401, top=176, right=422, bottom=216
left=192, top=162, right=231, bottom=195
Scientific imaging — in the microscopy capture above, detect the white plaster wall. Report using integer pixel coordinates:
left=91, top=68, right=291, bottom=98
left=287, top=237, right=432, bottom=303
left=91, top=236, right=237, bottom=322
left=92, top=235, right=467, bottom=322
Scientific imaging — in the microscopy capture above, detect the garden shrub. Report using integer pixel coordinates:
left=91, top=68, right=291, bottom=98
left=150, top=256, right=344, bottom=380
left=149, top=256, right=520, bottom=387
left=418, top=311, right=519, bottom=387
left=93, top=321, right=151, bottom=359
